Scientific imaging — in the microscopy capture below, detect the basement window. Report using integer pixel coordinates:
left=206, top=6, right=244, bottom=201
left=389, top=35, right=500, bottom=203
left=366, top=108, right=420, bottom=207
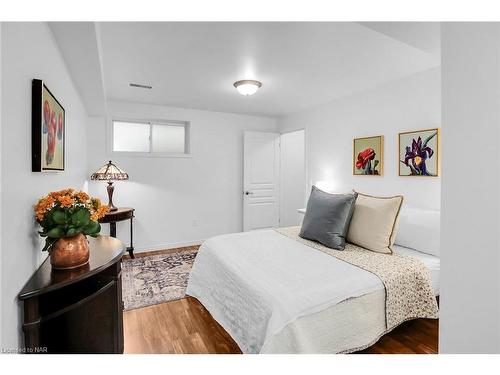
left=112, top=119, right=190, bottom=156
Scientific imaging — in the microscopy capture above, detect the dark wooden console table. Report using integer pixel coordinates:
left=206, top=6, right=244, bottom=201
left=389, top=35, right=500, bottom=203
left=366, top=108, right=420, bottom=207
left=18, top=236, right=125, bottom=354
left=99, top=207, right=135, bottom=258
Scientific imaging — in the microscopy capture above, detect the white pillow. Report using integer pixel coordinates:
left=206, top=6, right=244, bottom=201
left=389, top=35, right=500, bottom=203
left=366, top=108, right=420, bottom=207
left=395, top=205, right=440, bottom=257
left=347, top=192, right=404, bottom=254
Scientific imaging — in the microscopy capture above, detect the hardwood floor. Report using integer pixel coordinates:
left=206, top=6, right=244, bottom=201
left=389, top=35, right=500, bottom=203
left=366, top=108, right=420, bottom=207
left=124, top=296, right=241, bottom=354
left=357, top=318, right=438, bottom=354
left=124, top=296, right=438, bottom=354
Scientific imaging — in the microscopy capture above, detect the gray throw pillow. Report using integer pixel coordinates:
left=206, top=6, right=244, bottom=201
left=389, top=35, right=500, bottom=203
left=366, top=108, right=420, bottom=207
left=299, top=186, right=358, bottom=250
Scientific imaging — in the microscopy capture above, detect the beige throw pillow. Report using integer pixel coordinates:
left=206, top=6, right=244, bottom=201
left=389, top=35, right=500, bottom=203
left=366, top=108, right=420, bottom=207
left=346, top=192, right=404, bottom=254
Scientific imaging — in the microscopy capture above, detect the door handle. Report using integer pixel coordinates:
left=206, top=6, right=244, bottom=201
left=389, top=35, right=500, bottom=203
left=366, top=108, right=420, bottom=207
left=244, top=191, right=254, bottom=195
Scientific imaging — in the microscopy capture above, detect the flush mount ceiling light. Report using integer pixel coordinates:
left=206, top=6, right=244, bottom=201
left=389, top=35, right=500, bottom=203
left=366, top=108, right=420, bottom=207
left=233, top=80, right=262, bottom=96
left=129, top=83, right=152, bottom=89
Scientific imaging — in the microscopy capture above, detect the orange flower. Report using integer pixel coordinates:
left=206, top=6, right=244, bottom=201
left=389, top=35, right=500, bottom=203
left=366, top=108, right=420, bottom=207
left=93, top=205, right=109, bottom=220
left=34, top=195, right=56, bottom=221
left=76, top=191, right=90, bottom=202
left=49, top=188, right=75, bottom=199
left=35, top=188, right=107, bottom=225
left=35, top=196, right=54, bottom=211
left=90, top=205, right=108, bottom=222
left=99, top=205, right=109, bottom=215
left=36, top=210, right=45, bottom=221
left=57, top=195, right=74, bottom=207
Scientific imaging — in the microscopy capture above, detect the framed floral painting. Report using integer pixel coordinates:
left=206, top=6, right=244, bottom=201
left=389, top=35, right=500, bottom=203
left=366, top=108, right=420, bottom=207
left=399, top=128, right=439, bottom=177
left=353, top=135, right=383, bottom=175
left=32, top=79, right=65, bottom=172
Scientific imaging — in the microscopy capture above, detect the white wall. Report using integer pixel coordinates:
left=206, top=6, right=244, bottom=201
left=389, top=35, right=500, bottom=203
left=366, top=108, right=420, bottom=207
left=277, top=68, right=441, bottom=210
left=440, top=23, right=500, bottom=353
left=87, top=101, right=276, bottom=252
left=0, top=23, right=89, bottom=349
left=280, top=129, right=306, bottom=226
left=0, top=22, right=3, bottom=344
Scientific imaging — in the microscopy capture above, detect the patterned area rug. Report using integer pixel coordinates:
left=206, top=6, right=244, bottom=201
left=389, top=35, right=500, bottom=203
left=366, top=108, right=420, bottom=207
left=121, top=247, right=198, bottom=310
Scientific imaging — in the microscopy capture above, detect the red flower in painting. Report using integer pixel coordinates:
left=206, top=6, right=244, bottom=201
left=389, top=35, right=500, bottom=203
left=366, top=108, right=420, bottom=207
left=356, top=148, right=376, bottom=169
left=46, top=110, right=57, bottom=165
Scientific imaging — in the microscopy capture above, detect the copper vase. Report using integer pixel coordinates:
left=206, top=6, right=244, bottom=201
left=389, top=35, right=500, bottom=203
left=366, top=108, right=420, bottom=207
left=49, top=233, right=90, bottom=270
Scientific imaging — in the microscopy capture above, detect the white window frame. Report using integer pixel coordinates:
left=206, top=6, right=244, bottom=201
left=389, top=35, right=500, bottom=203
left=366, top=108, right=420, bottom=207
left=109, top=117, right=191, bottom=158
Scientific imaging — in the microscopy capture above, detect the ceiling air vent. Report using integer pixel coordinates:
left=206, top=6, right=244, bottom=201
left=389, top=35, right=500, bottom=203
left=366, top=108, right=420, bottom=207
left=129, top=83, right=152, bottom=89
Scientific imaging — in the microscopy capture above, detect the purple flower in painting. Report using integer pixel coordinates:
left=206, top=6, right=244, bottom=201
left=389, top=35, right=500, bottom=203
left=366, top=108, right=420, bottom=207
left=401, top=131, right=437, bottom=176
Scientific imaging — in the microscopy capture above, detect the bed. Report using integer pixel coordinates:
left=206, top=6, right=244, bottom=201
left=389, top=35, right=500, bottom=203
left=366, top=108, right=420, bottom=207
left=186, top=225, right=439, bottom=354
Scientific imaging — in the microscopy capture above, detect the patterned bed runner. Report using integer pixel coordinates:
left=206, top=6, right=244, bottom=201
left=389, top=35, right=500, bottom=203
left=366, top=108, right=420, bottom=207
left=275, top=227, right=438, bottom=330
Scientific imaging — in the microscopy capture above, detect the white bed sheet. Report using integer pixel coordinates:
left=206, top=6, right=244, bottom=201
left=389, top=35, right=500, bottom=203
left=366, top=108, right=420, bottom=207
left=186, top=229, right=383, bottom=353
left=186, top=230, right=440, bottom=353
left=262, top=245, right=440, bottom=353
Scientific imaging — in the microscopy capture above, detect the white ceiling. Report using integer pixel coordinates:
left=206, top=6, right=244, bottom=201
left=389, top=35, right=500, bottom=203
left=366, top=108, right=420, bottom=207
left=51, top=22, right=440, bottom=118
left=99, top=22, right=440, bottom=117
left=49, top=22, right=107, bottom=116
left=359, top=22, right=440, bottom=57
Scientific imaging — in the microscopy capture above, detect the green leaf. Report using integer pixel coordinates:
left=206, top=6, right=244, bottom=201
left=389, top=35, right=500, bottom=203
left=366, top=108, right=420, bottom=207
left=71, top=208, right=90, bottom=227
left=409, top=164, right=419, bottom=175
left=47, top=227, right=65, bottom=239
left=52, top=209, right=67, bottom=225
left=42, top=215, right=53, bottom=227
left=83, top=221, right=100, bottom=235
left=66, top=227, right=82, bottom=237
left=422, top=131, right=437, bottom=148
left=363, top=160, right=372, bottom=175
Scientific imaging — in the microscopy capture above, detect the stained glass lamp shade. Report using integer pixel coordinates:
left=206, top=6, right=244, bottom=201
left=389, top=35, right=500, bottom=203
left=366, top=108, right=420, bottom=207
left=90, top=160, right=129, bottom=211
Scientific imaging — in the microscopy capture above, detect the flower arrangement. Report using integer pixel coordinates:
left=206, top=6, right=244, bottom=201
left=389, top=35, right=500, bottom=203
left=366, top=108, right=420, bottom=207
left=34, top=189, right=109, bottom=252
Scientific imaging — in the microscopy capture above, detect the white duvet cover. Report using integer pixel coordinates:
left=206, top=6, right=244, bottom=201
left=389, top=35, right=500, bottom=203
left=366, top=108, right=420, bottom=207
left=186, top=229, right=386, bottom=353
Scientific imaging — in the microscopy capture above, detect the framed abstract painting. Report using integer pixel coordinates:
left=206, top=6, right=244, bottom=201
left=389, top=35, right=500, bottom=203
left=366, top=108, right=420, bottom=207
left=399, top=128, right=439, bottom=177
left=353, top=135, right=383, bottom=176
left=32, top=79, right=65, bottom=172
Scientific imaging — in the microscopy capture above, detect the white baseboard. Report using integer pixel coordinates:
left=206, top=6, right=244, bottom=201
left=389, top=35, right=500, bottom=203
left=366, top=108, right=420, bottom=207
left=132, top=239, right=205, bottom=254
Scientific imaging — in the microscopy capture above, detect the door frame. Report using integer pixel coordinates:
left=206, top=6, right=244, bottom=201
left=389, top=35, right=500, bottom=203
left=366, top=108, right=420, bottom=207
left=278, top=128, right=307, bottom=226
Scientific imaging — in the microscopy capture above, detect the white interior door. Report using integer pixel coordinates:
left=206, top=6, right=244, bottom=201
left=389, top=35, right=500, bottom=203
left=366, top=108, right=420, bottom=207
left=243, top=131, right=280, bottom=231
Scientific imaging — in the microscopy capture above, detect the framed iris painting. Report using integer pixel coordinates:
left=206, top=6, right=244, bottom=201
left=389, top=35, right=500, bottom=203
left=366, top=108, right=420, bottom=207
left=32, top=79, right=65, bottom=172
left=399, top=128, right=439, bottom=177
left=353, top=135, right=383, bottom=175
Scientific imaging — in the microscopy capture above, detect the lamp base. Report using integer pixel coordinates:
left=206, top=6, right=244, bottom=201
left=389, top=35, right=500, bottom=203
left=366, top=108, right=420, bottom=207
left=107, top=181, right=118, bottom=211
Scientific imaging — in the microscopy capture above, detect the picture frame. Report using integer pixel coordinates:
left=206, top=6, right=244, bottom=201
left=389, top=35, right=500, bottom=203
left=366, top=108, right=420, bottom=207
left=32, top=79, right=65, bottom=172
left=398, top=128, right=440, bottom=177
left=353, top=135, right=384, bottom=176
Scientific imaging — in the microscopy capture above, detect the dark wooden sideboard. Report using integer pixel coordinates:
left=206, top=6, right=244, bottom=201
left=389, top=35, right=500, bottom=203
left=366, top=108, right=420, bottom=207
left=18, top=236, right=125, bottom=354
